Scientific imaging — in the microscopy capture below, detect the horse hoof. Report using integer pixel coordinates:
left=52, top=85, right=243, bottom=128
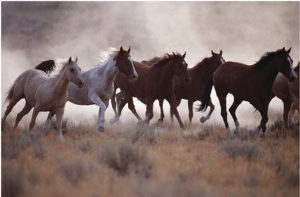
left=59, top=134, right=64, bottom=142
left=200, top=117, right=206, bottom=123
left=233, top=129, right=240, bottom=136
left=157, top=119, right=163, bottom=123
left=109, top=118, right=118, bottom=125
left=98, top=126, right=104, bottom=133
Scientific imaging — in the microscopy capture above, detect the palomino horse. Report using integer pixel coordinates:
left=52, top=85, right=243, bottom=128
left=2, top=57, right=84, bottom=140
left=272, top=62, right=299, bottom=126
left=110, top=52, right=191, bottom=128
left=43, top=47, right=138, bottom=132
left=198, top=47, right=297, bottom=138
left=111, top=50, right=225, bottom=124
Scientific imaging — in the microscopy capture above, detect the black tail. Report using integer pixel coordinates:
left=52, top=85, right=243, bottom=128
left=35, top=60, right=56, bottom=74
left=197, top=76, right=213, bottom=112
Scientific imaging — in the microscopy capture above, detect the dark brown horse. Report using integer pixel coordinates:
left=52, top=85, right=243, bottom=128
left=272, top=62, right=299, bottom=126
left=111, top=50, right=225, bottom=124
left=198, top=47, right=297, bottom=138
left=110, top=52, right=191, bottom=128
left=171, top=50, right=225, bottom=123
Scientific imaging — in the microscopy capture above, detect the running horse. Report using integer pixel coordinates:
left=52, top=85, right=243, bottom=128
left=272, top=62, right=299, bottom=126
left=110, top=52, right=191, bottom=128
left=198, top=47, right=297, bottom=138
left=2, top=57, right=84, bottom=140
left=111, top=50, right=225, bottom=124
left=43, top=47, right=138, bottom=132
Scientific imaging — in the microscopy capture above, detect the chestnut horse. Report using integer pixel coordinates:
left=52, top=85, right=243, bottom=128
left=2, top=57, right=84, bottom=140
left=272, top=62, right=299, bottom=126
left=198, top=47, right=297, bottom=138
left=110, top=52, right=191, bottom=128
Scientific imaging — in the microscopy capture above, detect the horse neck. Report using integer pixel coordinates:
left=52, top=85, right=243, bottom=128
left=54, top=67, right=70, bottom=96
left=155, top=60, right=175, bottom=82
left=192, top=60, right=215, bottom=76
left=255, top=59, right=280, bottom=87
left=97, top=57, right=119, bottom=80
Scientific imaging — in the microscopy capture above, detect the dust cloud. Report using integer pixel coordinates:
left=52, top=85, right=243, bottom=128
left=1, top=2, right=299, bottom=127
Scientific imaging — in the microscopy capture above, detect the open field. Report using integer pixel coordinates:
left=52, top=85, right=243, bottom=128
left=2, top=117, right=299, bottom=197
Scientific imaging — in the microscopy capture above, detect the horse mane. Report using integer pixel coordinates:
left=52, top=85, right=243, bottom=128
left=35, top=60, right=56, bottom=74
left=254, top=48, right=287, bottom=70
left=153, top=52, right=182, bottom=67
left=141, top=56, right=162, bottom=66
left=98, top=47, right=119, bottom=65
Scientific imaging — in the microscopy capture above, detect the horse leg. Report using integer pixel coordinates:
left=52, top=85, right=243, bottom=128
left=283, top=100, right=292, bottom=127
left=200, top=98, right=215, bottom=123
left=2, top=96, right=23, bottom=129
left=144, top=98, right=155, bottom=125
left=158, top=99, right=165, bottom=123
left=55, top=108, right=65, bottom=141
left=188, top=100, right=194, bottom=123
left=128, top=97, right=142, bottom=122
left=29, top=107, right=40, bottom=130
left=167, top=95, right=184, bottom=129
left=110, top=87, right=117, bottom=116
left=217, top=91, right=230, bottom=137
left=170, top=98, right=181, bottom=123
left=43, top=111, right=55, bottom=130
left=229, top=97, right=243, bottom=136
left=13, top=101, right=32, bottom=130
left=89, top=92, right=107, bottom=132
left=250, top=99, right=269, bottom=139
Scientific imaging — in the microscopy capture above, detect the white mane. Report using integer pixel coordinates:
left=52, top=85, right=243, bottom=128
left=98, top=47, right=118, bottom=65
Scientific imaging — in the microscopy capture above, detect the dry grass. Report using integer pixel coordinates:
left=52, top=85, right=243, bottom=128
left=1, top=118, right=299, bottom=197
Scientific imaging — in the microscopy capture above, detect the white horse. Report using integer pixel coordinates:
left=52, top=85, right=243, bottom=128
left=2, top=57, right=84, bottom=140
left=44, top=46, right=138, bottom=132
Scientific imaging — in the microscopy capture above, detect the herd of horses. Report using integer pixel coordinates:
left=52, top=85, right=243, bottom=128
left=2, top=46, right=299, bottom=140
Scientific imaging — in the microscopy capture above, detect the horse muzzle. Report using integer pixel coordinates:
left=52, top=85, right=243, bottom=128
left=77, top=80, right=85, bottom=88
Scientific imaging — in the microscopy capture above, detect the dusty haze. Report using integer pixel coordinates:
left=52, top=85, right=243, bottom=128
left=1, top=2, right=299, bottom=128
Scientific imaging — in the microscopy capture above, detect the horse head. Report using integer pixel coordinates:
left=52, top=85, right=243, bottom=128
left=211, top=50, right=226, bottom=70
left=277, top=47, right=297, bottom=82
left=114, top=46, right=138, bottom=82
left=172, top=52, right=191, bottom=84
left=66, top=57, right=85, bottom=88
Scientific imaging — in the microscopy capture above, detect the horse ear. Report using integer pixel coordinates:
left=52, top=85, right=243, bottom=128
left=120, top=46, right=124, bottom=52
left=287, top=47, right=291, bottom=54
left=220, top=50, right=223, bottom=55
left=75, top=56, right=78, bottom=63
left=68, top=57, right=72, bottom=64
left=211, top=50, right=214, bottom=55
left=182, top=52, right=186, bottom=59
left=128, top=47, right=131, bottom=54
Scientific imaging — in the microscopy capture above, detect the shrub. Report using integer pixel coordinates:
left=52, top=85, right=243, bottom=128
left=57, top=157, right=88, bottom=185
left=98, top=141, right=152, bottom=178
left=2, top=134, right=21, bottom=159
left=219, top=139, right=259, bottom=160
left=2, top=162, right=25, bottom=197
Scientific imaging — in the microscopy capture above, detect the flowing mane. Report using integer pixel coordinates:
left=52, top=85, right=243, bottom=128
left=254, top=48, right=286, bottom=70
left=153, top=52, right=182, bottom=67
left=98, top=47, right=119, bottom=65
left=35, top=58, right=71, bottom=77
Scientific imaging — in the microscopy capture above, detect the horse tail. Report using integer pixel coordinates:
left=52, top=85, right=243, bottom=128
left=34, top=60, right=56, bottom=74
left=197, top=76, right=213, bottom=112
left=3, top=84, right=15, bottom=105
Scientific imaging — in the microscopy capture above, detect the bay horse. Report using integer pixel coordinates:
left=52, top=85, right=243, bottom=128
left=272, top=62, right=299, bottom=126
left=110, top=52, right=191, bottom=128
left=110, top=50, right=225, bottom=124
left=2, top=57, right=84, bottom=140
left=198, top=47, right=297, bottom=138
left=43, top=47, right=138, bottom=133
left=171, top=50, right=225, bottom=123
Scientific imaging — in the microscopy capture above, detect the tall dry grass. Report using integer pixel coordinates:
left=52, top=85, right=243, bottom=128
left=1, top=117, right=299, bottom=197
